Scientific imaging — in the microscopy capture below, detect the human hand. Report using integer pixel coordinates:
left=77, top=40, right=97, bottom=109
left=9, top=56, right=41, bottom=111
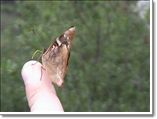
left=21, top=60, right=64, bottom=112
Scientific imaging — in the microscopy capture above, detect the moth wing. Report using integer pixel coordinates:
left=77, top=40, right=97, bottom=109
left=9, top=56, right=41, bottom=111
left=42, top=27, right=75, bottom=87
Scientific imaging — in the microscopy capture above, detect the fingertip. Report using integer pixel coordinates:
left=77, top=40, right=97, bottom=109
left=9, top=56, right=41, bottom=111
left=21, top=60, right=42, bottom=85
left=21, top=60, right=64, bottom=112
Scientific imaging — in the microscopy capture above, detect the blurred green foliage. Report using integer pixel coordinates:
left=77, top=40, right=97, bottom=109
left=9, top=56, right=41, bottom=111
left=1, top=1, right=150, bottom=112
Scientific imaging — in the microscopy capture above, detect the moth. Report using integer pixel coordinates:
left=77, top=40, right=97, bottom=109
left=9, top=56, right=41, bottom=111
left=42, top=26, right=75, bottom=87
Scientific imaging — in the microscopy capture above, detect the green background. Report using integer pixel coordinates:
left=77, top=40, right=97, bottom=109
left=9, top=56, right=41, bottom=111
left=1, top=1, right=150, bottom=112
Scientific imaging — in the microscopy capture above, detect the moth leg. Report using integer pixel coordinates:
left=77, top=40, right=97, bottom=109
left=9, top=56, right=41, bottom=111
left=40, top=66, right=46, bottom=81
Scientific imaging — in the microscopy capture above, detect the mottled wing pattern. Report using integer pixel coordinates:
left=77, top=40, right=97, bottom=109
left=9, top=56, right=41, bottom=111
left=42, top=27, right=75, bottom=87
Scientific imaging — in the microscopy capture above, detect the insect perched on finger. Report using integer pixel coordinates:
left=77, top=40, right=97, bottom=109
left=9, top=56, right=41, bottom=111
left=41, top=26, right=75, bottom=87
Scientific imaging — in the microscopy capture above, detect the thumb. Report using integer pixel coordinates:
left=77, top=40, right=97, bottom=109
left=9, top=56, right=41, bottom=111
left=21, top=60, right=64, bottom=112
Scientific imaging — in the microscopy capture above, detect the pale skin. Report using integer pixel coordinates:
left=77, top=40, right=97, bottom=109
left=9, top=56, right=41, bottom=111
left=21, top=60, right=64, bottom=112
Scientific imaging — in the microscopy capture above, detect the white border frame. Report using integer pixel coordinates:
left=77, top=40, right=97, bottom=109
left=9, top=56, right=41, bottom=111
left=0, top=0, right=153, bottom=115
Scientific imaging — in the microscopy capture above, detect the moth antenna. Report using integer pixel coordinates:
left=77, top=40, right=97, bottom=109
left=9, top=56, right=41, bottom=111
left=31, top=50, right=43, bottom=65
left=32, top=50, right=43, bottom=59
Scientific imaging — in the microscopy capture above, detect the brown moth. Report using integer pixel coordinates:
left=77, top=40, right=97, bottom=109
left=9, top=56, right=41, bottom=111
left=42, top=26, right=75, bottom=87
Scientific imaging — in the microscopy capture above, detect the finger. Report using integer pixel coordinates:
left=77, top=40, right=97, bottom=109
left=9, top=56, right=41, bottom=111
left=21, top=60, right=64, bottom=112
